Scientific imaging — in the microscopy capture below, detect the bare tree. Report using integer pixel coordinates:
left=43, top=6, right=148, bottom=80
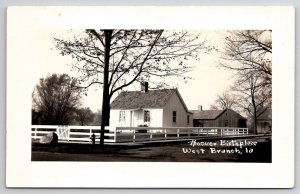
left=54, top=29, right=207, bottom=145
left=210, top=91, right=238, bottom=110
left=75, top=107, right=95, bottom=126
left=233, top=74, right=271, bottom=134
left=222, top=30, right=272, bottom=86
left=91, top=109, right=102, bottom=126
left=32, top=74, right=82, bottom=125
left=221, top=30, right=272, bottom=134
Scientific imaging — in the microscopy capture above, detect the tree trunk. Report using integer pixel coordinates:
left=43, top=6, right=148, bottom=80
left=253, top=110, right=257, bottom=135
left=100, top=30, right=113, bottom=146
left=251, top=91, right=257, bottom=135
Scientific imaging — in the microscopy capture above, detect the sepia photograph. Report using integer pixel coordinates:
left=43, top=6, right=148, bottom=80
left=30, top=29, right=272, bottom=162
left=6, top=6, right=294, bottom=188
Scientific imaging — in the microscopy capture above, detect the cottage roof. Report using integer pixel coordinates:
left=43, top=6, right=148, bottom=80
left=110, top=89, right=179, bottom=109
left=191, top=109, right=226, bottom=120
left=257, top=109, right=272, bottom=120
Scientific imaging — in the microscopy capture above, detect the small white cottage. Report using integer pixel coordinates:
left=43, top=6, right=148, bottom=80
left=110, top=84, right=192, bottom=128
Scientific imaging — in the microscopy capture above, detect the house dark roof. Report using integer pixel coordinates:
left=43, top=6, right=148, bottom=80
left=191, top=110, right=225, bottom=120
left=257, top=109, right=272, bottom=120
left=110, top=89, right=177, bottom=109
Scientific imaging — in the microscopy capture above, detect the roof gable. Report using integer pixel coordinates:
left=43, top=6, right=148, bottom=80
left=173, top=89, right=192, bottom=114
left=191, top=109, right=246, bottom=120
left=191, top=109, right=225, bottom=120
left=110, top=89, right=177, bottom=109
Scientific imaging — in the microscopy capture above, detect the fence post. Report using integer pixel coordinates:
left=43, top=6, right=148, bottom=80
left=177, top=128, right=180, bottom=139
left=133, top=129, right=136, bottom=143
left=165, top=129, right=167, bottom=141
left=56, top=126, right=59, bottom=137
left=114, top=126, right=117, bottom=143
left=67, top=126, right=70, bottom=142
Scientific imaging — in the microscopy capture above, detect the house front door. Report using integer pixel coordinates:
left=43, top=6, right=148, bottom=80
left=130, top=111, right=134, bottom=127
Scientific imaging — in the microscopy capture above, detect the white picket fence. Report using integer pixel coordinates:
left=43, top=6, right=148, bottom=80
left=31, top=125, right=248, bottom=144
left=31, top=125, right=116, bottom=143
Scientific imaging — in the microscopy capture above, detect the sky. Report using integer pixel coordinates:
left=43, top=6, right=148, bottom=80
left=32, top=30, right=235, bottom=112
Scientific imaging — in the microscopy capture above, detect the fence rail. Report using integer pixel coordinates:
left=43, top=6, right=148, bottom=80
left=114, top=127, right=248, bottom=143
left=31, top=125, right=115, bottom=143
left=31, top=125, right=248, bottom=144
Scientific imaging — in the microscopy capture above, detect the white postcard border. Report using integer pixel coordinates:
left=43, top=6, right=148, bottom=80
left=6, top=6, right=295, bottom=188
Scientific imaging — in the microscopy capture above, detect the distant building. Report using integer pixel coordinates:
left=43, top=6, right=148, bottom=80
left=191, top=108, right=247, bottom=128
left=110, top=83, right=193, bottom=128
left=257, top=109, right=272, bottom=134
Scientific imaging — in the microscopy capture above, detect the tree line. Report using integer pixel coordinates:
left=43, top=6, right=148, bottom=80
left=210, top=30, right=272, bottom=134
left=32, top=73, right=101, bottom=126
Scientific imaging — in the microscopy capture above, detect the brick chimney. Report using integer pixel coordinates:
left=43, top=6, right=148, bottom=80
left=141, top=82, right=149, bottom=92
left=198, top=105, right=202, bottom=111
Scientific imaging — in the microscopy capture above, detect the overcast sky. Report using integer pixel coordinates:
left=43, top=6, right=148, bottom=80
left=32, top=30, right=235, bottom=112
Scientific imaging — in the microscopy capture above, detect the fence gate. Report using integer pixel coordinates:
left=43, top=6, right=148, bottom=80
left=57, top=126, right=69, bottom=141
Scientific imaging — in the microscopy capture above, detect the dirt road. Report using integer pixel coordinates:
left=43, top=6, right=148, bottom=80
left=32, top=136, right=271, bottom=162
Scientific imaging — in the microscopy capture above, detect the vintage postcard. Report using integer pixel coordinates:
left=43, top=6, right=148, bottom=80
left=6, top=6, right=294, bottom=188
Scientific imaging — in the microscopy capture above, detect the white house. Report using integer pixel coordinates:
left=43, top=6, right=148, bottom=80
left=110, top=85, right=193, bottom=129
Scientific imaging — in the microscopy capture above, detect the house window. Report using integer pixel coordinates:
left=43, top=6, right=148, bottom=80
left=119, top=111, right=125, bottom=122
left=187, top=115, right=190, bottom=125
left=172, top=111, right=177, bottom=123
left=144, top=110, right=150, bottom=122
